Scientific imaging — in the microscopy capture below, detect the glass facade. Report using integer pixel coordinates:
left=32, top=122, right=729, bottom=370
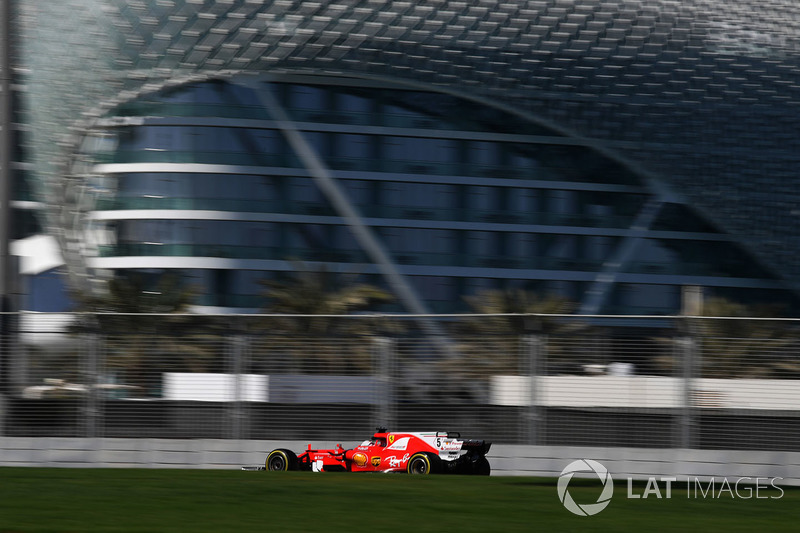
left=85, top=76, right=793, bottom=314
left=15, top=1, right=800, bottom=315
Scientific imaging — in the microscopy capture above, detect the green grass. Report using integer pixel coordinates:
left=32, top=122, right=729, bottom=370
left=0, top=468, right=795, bottom=532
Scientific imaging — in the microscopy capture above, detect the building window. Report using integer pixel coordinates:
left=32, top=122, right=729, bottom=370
left=289, top=85, right=328, bottom=110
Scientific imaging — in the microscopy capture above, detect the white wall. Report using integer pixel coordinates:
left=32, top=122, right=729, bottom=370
left=491, top=375, right=800, bottom=410
left=161, top=373, right=379, bottom=404
left=163, top=374, right=268, bottom=402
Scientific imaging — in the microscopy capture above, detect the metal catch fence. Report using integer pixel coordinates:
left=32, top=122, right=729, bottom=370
left=4, top=313, right=800, bottom=449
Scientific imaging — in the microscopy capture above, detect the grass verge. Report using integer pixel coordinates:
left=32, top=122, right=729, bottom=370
left=0, top=468, right=794, bottom=532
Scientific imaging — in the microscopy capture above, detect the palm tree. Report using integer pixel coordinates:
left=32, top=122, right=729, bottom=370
left=462, top=288, right=573, bottom=335
left=688, top=297, right=800, bottom=378
left=70, top=273, right=220, bottom=396
left=649, top=297, right=800, bottom=378
left=260, top=267, right=393, bottom=334
left=253, top=266, right=396, bottom=374
left=71, top=273, right=196, bottom=331
left=420, top=289, right=578, bottom=401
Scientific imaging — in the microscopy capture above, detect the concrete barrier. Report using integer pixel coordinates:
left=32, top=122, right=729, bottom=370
left=1, top=437, right=798, bottom=486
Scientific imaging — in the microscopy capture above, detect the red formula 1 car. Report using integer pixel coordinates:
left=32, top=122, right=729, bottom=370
left=262, top=428, right=491, bottom=475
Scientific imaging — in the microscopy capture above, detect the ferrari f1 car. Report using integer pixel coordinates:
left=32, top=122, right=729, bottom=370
left=262, top=428, right=491, bottom=475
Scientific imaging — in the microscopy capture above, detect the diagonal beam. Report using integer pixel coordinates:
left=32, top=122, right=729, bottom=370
left=237, top=77, right=448, bottom=340
left=578, top=198, right=665, bottom=315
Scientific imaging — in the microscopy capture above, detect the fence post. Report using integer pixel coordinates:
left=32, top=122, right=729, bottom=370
left=523, top=334, right=544, bottom=446
left=372, top=337, right=395, bottom=430
left=84, top=333, right=101, bottom=438
left=229, top=334, right=247, bottom=440
left=0, top=311, right=19, bottom=436
left=677, top=333, right=698, bottom=448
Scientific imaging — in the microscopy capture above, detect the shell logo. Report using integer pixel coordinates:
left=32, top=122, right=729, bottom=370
left=352, top=452, right=369, bottom=467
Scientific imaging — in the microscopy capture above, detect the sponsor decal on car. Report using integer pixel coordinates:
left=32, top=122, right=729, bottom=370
left=353, top=452, right=369, bottom=467
left=371, top=456, right=381, bottom=467
left=386, top=454, right=411, bottom=468
left=387, top=437, right=409, bottom=451
left=440, top=440, right=462, bottom=452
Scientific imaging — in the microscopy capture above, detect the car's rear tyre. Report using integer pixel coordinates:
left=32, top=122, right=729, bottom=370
left=473, top=456, right=491, bottom=476
left=407, top=452, right=440, bottom=475
left=266, top=449, right=297, bottom=471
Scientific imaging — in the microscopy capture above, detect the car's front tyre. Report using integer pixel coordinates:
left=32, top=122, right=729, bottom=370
left=266, top=449, right=297, bottom=471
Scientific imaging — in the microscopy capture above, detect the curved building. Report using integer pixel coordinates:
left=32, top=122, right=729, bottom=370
left=14, top=1, right=800, bottom=314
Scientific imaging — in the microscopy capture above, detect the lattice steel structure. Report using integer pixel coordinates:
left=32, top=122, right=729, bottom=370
left=13, top=1, right=800, bottom=314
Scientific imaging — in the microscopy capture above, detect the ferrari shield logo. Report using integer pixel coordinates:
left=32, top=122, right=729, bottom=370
left=388, top=435, right=395, bottom=445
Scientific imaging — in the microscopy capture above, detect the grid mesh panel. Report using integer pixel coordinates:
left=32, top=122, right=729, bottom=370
left=7, top=313, right=800, bottom=449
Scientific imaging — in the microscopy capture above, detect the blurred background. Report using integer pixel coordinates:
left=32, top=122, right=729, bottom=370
left=3, top=0, right=800, bottom=474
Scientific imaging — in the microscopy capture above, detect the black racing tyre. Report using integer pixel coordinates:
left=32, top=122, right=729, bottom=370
left=266, top=449, right=297, bottom=471
left=407, top=452, right=440, bottom=475
left=473, top=456, right=491, bottom=476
